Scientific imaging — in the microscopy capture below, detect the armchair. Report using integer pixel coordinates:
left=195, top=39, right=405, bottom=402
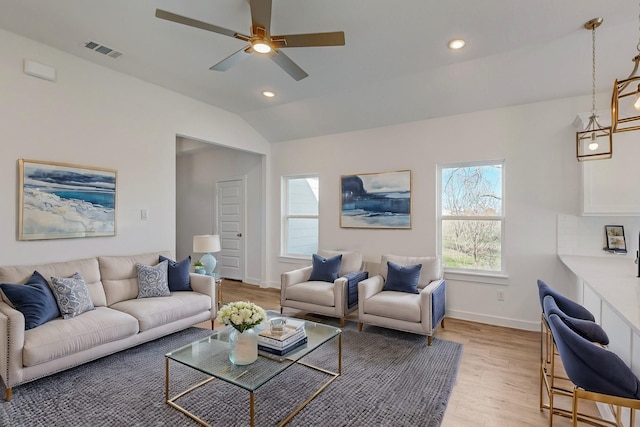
left=358, top=254, right=445, bottom=346
left=280, top=250, right=366, bottom=326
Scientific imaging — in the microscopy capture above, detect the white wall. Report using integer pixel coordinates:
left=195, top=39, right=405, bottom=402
left=269, top=96, right=594, bottom=330
left=0, top=29, right=269, bottom=266
left=176, top=144, right=264, bottom=285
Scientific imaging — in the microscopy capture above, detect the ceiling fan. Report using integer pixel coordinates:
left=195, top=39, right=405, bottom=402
left=155, top=0, right=345, bottom=81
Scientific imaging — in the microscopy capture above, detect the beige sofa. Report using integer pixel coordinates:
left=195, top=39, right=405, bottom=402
left=0, top=251, right=216, bottom=401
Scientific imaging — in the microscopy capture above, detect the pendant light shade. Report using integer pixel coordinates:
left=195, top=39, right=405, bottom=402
left=577, top=18, right=612, bottom=161
left=612, top=55, right=640, bottom=133
left=612, top=2, right=640, bottom=133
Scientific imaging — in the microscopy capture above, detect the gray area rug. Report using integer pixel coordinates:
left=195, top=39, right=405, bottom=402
left=1, top=317, right=462, bottom=426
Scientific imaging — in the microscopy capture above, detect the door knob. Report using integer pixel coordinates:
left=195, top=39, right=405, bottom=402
left=237, top=233, right=242, bottom=237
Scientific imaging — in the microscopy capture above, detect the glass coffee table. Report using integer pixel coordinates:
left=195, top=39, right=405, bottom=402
left=165, top=313, right=342, bottom=427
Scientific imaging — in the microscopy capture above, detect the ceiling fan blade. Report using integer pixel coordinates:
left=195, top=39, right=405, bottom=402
left=155, top=9, right=246, bottom=39
left=250, top=0, right=272, bottom=35
left=272, top=31, right=345, bottom=48
left=269, top=50, right=308, bottom=81
left=209, top=47, right=252, bottom=71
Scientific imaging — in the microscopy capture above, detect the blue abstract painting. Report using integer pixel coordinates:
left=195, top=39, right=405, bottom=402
left=341, top=170, right=411, bottom=229
left=19, top=159, right=117, bottom=240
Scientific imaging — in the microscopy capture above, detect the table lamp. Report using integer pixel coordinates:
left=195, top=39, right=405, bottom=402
left=193, top=235, right=221, bottom=276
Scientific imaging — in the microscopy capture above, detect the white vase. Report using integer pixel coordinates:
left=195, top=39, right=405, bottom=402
left=229, top=328, right=258, bottom=365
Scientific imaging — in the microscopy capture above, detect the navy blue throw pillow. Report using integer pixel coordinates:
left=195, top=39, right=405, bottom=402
left=0, top=271, right=60, bottom=330
left=159, top=255, right=192, bottom=291
left=384, top=261, right=422, bottom=294
left=309, top=254, right=343, bottom=282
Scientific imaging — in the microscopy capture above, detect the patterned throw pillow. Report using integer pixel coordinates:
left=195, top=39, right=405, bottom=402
left=50, top=272, right=95, bottom=319
left=136, top=260, right=170, bottom=298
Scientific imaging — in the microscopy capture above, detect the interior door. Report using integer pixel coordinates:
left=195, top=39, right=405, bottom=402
left=217, top=178, right=245, bottom=281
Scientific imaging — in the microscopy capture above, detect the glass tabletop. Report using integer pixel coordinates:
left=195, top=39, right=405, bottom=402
left=165, top=312, right=341, bottom=392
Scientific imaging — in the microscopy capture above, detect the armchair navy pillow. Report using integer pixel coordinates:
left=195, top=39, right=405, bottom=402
left=159, top=255, right=191, bottom=291
left=309, top=253, right=343, bottom=282
left=383, top=261, right=422, bottom=294
left=0, top=271, right=60, bottom=330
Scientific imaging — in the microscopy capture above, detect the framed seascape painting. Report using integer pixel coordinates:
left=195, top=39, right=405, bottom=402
left=341, top=170, right=411, bottom=229
left=18, top=159, right=117, bottom=240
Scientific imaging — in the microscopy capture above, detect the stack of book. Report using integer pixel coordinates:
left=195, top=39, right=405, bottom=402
left=258, top=319, right=307, bottom=356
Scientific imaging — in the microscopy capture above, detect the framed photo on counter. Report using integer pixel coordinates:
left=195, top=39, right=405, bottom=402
left=605, top=225, right=627, bottom=253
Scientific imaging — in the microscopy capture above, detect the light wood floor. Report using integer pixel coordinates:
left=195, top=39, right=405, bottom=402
left=201, top=279, right=590, bottom=427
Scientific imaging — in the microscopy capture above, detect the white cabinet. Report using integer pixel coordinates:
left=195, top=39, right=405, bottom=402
left=582, top=132, right=640, bottom=215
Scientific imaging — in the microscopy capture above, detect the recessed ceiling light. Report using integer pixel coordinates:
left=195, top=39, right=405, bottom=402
left=448, top=39, right=466, bottom=50
left=262, top=90, right=275, bottom=98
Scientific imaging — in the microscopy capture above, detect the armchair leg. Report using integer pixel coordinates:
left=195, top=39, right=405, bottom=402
left=428, top=336, right=432, bottom=346
left=340, top=318, right=345, bottom=327
left=441, top=318, right=445, bottom=329
left=280, top=307, right=283, bottom=314
left=358, top=322, right=363, bottom=332
left=5, top=388, right=11, bottom=401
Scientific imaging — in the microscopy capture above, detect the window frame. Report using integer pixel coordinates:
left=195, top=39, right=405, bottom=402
left=436, top=159, right=506, bottom=277
left=281, top=174, right=319, bottom=259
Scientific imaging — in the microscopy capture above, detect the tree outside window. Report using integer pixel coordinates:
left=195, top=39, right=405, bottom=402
left=439, top=162, right=504, bottom=273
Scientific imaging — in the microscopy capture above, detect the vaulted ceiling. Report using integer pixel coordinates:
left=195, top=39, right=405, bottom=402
left=0, top=0, right=636, bottom=142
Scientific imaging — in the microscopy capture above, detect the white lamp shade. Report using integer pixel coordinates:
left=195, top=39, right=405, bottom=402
left=193, top=235, right=221, bottom=253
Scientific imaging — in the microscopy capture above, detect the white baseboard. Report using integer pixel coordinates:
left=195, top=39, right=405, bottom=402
left=242, top=278, right=280, bottom=289
left=446, top=309, right=539, bottom=331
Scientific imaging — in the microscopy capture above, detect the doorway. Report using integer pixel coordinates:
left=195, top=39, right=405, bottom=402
left=217, top=178, right=245, bottom=281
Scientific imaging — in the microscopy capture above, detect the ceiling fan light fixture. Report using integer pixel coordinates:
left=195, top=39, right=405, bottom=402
left=448, top=39, right=466, bottom=50
left=252, top=40, right=272, bottom=54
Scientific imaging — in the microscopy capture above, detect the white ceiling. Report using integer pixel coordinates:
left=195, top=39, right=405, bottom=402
left=1, top=0, right=637, bottom=142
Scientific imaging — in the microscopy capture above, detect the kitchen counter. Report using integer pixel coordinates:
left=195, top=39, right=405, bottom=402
left=560, top=254, right=640, bottom=384
left=559, top=255, right=640, bottom=333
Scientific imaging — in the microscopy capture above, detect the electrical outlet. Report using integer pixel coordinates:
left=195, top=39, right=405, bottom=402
left=497, top=290, right=505, bottom=301
left=140, top=209, right=148, bottom=220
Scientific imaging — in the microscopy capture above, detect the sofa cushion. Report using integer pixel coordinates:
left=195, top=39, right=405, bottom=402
left=364, top=291, right=421, bottom=322
left=285, top=281, right=336, bottom=307
left=22, top=307, right=139, bottom=367
left=99, top=251, right=172, bottom=306
left=0, top=271, right=60, bottom=329
left=0, top=257, right=106, bottom=307
left=136, top=261, right=170, bottom=298
left=309, top=254, right=342, bottom=282
left=50, top=272, right=95, bottom=319
left=383, top=261, right=422, bottom=294
left=159, top=255, right=191, bottom=291
left=317, top=249, right=362, bottom=277
left=110, top=291, right=212, bottom=331
left=380, top=254, right=441, bottom=289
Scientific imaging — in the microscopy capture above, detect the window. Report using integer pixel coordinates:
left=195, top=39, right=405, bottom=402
left=438, top=161, right=504, bottom=274
left=282, top=175, right=319, bottom=257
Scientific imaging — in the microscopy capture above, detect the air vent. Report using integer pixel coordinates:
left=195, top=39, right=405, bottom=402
left=84, top=41, right=123, bottom=59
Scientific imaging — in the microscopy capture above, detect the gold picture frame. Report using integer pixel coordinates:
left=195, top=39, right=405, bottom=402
left=18, top=159, right=117, bottom=240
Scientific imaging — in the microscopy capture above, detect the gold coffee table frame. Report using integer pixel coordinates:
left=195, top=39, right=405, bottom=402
left=165, top=318, right=342, bottom=427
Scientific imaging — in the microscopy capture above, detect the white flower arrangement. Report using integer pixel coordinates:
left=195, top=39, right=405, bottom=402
left=216, top=301, right=266, bottom=333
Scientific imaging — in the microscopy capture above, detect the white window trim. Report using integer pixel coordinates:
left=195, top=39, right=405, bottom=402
left=281, top=174, right=319, bottom=258
left=436, top=159, right=506, bottom=277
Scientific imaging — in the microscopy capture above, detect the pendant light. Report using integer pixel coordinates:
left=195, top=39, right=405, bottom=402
left=577, top=18, right=612, bottom=161
left=612, top=3, right=640, bottom=133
